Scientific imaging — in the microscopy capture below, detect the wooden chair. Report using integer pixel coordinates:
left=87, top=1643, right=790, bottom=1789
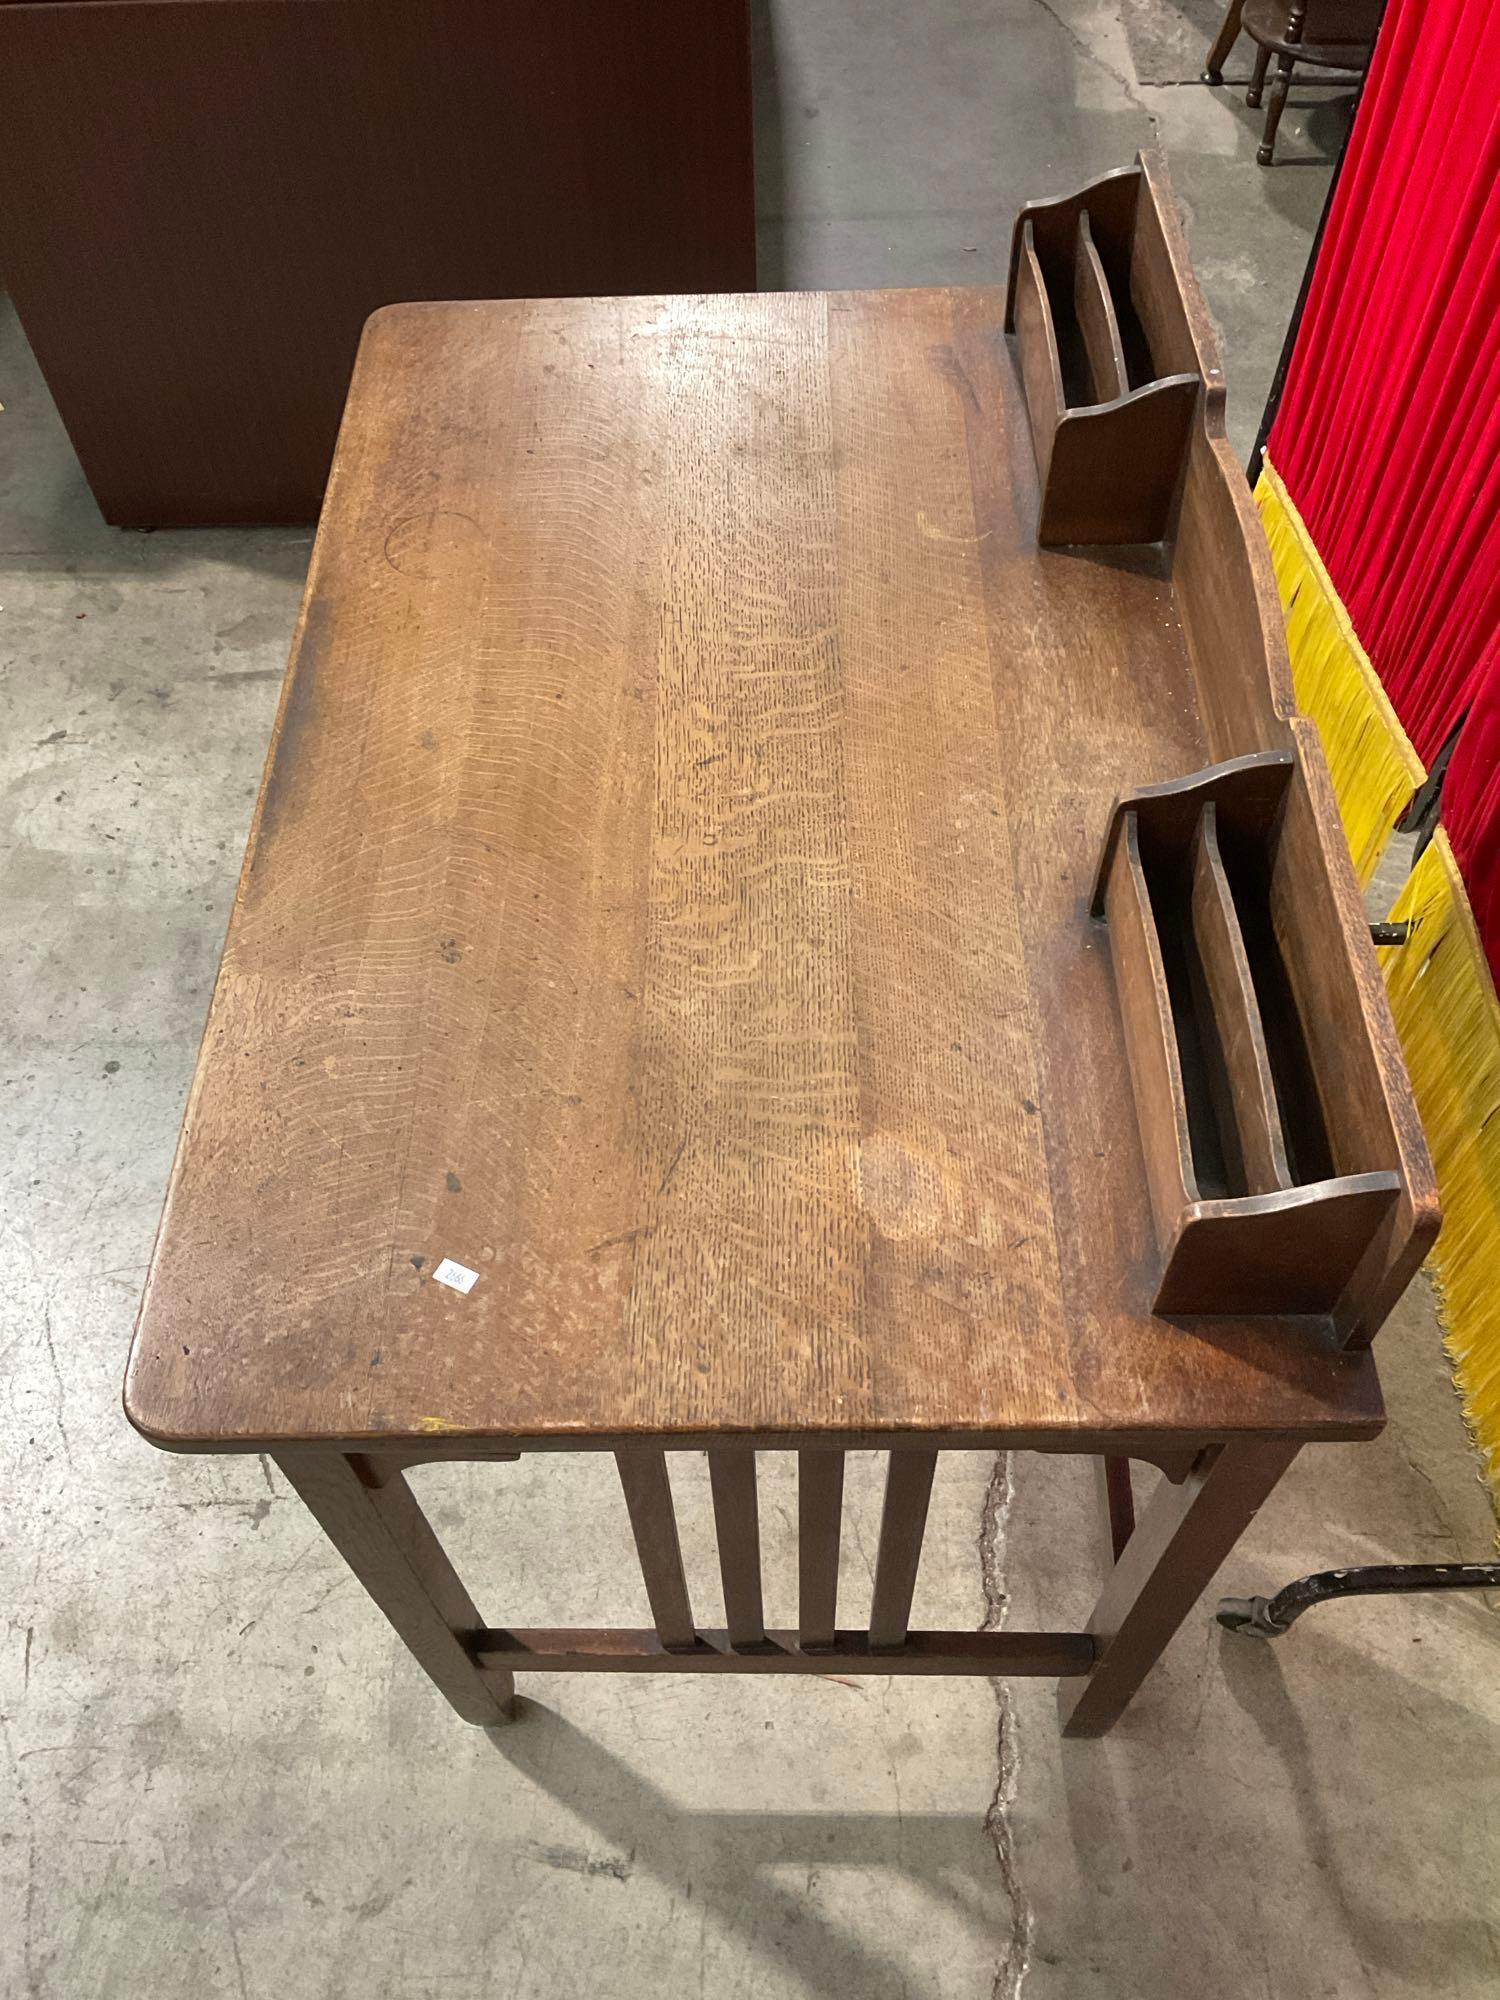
left=1203, top=0, right=1381, bottom=163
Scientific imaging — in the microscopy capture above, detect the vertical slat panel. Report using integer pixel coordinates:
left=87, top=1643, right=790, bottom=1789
left=616, top=1448, right=696, bottom=1649
left=798, top=1449, right=845, bottom=1648
left=868, top=1449, right=938, bottom=1648
left=708, top=1449, right=765, bottom=1647
left=1095, top=1455, right=1136, bottom=1563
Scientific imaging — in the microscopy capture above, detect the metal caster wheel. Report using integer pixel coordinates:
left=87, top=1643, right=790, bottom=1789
left=1216, top=1594, right=1286, bottom=1637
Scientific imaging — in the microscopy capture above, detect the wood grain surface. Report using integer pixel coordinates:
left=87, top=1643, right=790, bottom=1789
left=126, top=285, right=1396, bottom=1453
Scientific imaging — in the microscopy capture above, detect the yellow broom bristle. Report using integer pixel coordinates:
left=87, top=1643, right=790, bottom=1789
left=1381, top=835, right=1500, bottom=1525
left=1255, top=461, right=1425, bottom=885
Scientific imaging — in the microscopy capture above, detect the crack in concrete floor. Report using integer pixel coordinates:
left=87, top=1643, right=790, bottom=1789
left=981, top=1452, right=1033, bottom=2000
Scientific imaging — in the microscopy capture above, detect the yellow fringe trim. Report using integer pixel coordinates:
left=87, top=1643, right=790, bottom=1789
left=1253, top=461, right=1500, bottom=1522
left=1382, top=835, right=1500, bottom=1517
left=1255, top=458, right=1426, bottom=885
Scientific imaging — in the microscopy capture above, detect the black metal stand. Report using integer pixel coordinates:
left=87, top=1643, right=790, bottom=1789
left=1218, top=1562, right=1500, bottom=1638
left=1395, top=715, right=1463, bottom=859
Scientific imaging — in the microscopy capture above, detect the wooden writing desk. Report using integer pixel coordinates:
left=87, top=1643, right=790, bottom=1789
left=126, top=154, right=1436, bottom=1735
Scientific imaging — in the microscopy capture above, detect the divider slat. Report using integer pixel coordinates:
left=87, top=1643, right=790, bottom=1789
left=1073, top=211, right=1128, bottom=403
left=1102, top=808, right=1200, bottom=1234
left=798, top=1450, right=845, bottom=1648
left=708, top=1448, right=765, bottom=1647
left=1189, top=803, right=1290, bottom=1193
left=1013, top=218, right=1065, bottom=490
left=615, top=1448, right=695, bottom=1649
left=868, top=1450, right=938, bottom=1648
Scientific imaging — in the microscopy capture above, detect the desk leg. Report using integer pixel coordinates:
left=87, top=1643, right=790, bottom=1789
left=1060, top=1441, right=1298, bottom=1737
left=275, top=1451, right=513, bottom=1726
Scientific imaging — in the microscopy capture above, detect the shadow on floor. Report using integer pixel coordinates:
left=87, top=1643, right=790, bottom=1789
left=1054, top=1609, right=1500, bottom=1988
left=1216, top=1626, right=1500, bottom=1983
left=488, top=1698, right=1002, bottom=1996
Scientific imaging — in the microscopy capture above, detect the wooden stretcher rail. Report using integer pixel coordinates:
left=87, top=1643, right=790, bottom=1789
left=474, top=1629, right=1096, bottom=1676
left=468, top=1444, right=1092, bottom=1684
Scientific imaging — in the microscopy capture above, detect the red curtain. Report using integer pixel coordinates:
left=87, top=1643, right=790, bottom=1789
left=1267, top=0, right=1500, bottom=969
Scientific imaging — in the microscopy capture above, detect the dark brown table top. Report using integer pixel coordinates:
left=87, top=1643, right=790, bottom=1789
left=125, top=285, right=1388, bottom=1455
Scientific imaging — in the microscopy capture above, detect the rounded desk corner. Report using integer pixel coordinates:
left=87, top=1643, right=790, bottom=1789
left=357, top=300, right=439, bottom=353
left=121, top=1363, right=203, bottom=1455
left=1412, top=1174, right=1444, bottom=1251
left=362, top=300, right=417, bottom=333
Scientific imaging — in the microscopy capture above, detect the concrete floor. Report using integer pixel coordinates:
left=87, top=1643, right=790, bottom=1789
left=3, top=2, right=1498, bottom=1995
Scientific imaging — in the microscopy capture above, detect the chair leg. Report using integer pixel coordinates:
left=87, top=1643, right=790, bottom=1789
left=1202, top=0, right=1245, bottom=83
left=1245, top=41, right=1271, bottom=107
left=1258, top=53, right=1296, bottom=162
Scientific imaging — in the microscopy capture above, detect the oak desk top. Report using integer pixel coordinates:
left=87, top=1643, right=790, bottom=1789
left=126, top=284, right=1394, bottom=1455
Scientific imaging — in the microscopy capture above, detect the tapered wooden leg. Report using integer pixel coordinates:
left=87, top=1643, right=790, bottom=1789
left=275, top=1451, right=513, bottom=1726
left=1258, top=53, right=1296, bottom=163
left=1202, top=0, right=1245, bottom=82
left=1246, top=40, right=1271, bottom=106
left=1060, top=1441, right=1298, bottom=1737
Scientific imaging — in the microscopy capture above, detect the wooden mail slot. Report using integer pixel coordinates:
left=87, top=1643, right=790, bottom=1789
left=1006, top=163, right=1200, bottom=545
left=1092, top=755, right=1406, bottom=1329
